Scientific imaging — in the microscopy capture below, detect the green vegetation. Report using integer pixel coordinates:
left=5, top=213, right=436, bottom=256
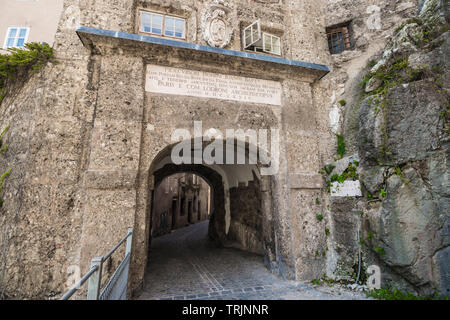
left=316, top=214, right=324, bottom=222
left=0, top=43, right=56, bottom=104
left=336, top=134, right=346, bottom=158
left=325, top=228, right=330, bottom=237
left=367, top=59, right=377, bottom=69
left=420, top=23, right=450, bottom=47
left=324, top=162, right=359, bottom=193
left=0, top=168, right=11, bottom=207
left=338, top=99, right=346, bottom=106
left=311, top=273, right=366, bottom=287
left=330, top=163, right=359, bottom=184
left=319, top=164, right=335, bottom=175
left=379, top=188, right=387, bottom=198
left=311, top=275, right=337, bottom=287
left=394, top=166, right=410, bottom=185
left=311, top=278, right=321, bottom=286
left=374, top=247, right=386, bottom=256
left=365, top=57, right=412, bottom=98
left=442, top=103, right=450, bottom=135
left=360, top=56, right=422, bottom=163
left=0, top=125, right=11, bottom=207
left=392, top=16, right=449, bottom=48
left=0, top=125, right=9, bottom=155
left=366, top=287, right=448, bottom=300
left=315, top=198, right=321, bottom=205
left=394, top=18, right=424, bottom=34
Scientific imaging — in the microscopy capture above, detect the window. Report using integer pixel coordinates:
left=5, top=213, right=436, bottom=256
left=244, top=20, right=261, bottom=49
left=141, top=12, right=163, bottom=35
left=327, top=24, right=352, bottom=54
left=164, top=16, right=185, bottom=38
left=165, top=177, right=170, bottom=194
left=243, top=21, right=281, bottom=56
left=140, top=11, right=185, bottom=39
left=263, top=33, right=281, bottom=55
left=4, top=27, right=29, bottom=49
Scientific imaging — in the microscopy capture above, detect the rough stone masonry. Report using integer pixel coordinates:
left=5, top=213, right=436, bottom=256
left=0, top=0, right=448, bottom=299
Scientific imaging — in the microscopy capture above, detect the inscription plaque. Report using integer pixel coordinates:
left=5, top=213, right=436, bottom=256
left=331, top=181, right=363, bottom=197
left=145, top=65, right=282, bottom=106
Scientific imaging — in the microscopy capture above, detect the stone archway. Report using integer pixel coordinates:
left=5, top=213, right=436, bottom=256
left=144, top=137, right=271, bottom=254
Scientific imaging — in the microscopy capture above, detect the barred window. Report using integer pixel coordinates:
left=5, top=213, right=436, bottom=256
left=327, top=25, right=352, bottom=54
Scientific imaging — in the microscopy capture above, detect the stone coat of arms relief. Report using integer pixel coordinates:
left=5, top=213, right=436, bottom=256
left=201, top=0, right=234, bottom=48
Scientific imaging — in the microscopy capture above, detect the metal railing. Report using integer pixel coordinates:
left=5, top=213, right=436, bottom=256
left=61, top=228, right=133, bottom=300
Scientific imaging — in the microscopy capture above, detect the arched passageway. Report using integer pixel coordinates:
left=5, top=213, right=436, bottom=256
left=140, top=138, right=275, bottom=297
left=146, top=138, right=269, bottom=255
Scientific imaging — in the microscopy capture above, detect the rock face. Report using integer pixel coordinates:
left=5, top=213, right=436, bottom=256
left=376, top=168, right=445, bottom=291
left=355, top=0, right=450, bottom=296
left=324, top=0, right=420, bottom=155
left=359, top=81, right=446, bottom=166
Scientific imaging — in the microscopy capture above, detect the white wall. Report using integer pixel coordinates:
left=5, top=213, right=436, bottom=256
left=0, top=0, right=64, bottom=52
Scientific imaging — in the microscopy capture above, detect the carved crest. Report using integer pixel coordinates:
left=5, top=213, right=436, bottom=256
left=201, top=0, right=233, bottom=48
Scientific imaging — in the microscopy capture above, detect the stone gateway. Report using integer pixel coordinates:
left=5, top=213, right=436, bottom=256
left=0, top=0, right=448, bottom=299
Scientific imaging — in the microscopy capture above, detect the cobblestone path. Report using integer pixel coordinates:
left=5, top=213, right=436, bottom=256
left=137, top=221, right=368, bottom=300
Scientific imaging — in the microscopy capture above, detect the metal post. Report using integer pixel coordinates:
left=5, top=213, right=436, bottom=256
left=87, top=257, right=103, bottom=300
left=125, top=228, right=133, bottom=256
left=123, top=228, right=133, bottom=300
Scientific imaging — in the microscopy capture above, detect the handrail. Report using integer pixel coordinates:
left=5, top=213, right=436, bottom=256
left=60, top=228, right=133, bottom=300
left=102, top=229, right=133, bottom=262
left=60, top=265, right=99, bottom=300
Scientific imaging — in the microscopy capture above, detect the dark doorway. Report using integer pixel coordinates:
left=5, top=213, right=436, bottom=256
left=188, top=200, right=193, bottom=223
left=180, top=197, right=185, bottom=216
left=171, top=199, right=177, bottom=229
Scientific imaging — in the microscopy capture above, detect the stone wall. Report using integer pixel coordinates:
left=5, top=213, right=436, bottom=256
left=227, top=172, right=263, bottom=255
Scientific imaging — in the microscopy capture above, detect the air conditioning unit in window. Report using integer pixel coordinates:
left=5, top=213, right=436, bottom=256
left=243, top=20, right=282, bottom=55
left=243, top=20, right=262, bottom=52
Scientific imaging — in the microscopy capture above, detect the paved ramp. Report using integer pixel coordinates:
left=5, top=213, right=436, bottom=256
left=137, top=221, right=367, bottom=300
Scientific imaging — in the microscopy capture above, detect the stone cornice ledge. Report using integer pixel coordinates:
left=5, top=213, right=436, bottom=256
left=76, top=26, right=330, bottom=81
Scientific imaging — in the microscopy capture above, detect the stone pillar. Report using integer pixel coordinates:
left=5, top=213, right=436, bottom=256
left=282, top=79, right=328, bottom=281
left=78, top=54, right=145, bottom=282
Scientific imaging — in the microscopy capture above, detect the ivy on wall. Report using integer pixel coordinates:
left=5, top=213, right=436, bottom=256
left=0, top=43, right=56, bottom=104
left=0, top=43, right=55, bottom=206
left=0, top=125, right=10, bottom=207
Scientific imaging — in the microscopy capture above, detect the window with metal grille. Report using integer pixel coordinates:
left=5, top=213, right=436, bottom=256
left=327, top=25, right=351, bottom=54
left=140, top=11, right=185, bottom=39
